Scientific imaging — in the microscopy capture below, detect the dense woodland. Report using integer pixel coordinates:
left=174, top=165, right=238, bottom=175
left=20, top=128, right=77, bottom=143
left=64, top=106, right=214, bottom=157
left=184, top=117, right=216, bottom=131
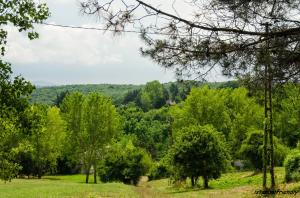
left=30, top=81, right=238, bottom=106
left=2, top=77, right=300, bottom=188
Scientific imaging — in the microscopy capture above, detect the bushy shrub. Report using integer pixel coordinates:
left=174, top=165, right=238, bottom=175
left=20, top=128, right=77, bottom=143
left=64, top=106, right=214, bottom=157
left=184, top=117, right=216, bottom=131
left=148, top=161, right=170, bottom=181
left=239, top=129, right=289, bottom=171
left=284, top=150, right=300, bottom=182
left=98, top=138, right=151, bottom=185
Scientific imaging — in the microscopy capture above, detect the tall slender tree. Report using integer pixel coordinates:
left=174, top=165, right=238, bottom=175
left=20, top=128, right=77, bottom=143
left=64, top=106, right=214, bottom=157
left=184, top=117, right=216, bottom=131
left=61, top=92, right=120, bottom=184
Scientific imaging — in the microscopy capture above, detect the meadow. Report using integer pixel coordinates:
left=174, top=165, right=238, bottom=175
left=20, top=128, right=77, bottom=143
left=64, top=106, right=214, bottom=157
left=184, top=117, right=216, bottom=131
left=1, top=168, right=299, bottom=198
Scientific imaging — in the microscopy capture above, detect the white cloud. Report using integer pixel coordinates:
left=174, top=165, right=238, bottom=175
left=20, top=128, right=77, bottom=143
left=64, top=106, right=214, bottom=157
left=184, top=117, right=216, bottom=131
left=4, top=24, right=127, bottom=67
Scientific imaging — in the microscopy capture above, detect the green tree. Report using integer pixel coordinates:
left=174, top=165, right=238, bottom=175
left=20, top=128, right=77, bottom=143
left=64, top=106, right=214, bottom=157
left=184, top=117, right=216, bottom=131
left=0, top=0, right=49, bottom=181
left=53, top=91, right=69, bottom=107
left=119, top=105, right=170, bottom=160
left=172, top=86, right=231, bottom=138
left=0, top=0, right=49, bottom=55
left=239, top=129, right=289, bottom=171
left=226, top=88, right=264, bottom=156
left=284, top=149, right=300, bottom=182
left=172, top=86, right=264, bottom=157
left=169, top=125, right=230, bottom=188
left=275, top=84, right=300, bottom=148
left=21, top=106, right=66, bottom=178
left=0, top=114, right=20, bottom=181
left=140, top=81, right=168, bottom=111
left=62, top=92, right=120, bottom=184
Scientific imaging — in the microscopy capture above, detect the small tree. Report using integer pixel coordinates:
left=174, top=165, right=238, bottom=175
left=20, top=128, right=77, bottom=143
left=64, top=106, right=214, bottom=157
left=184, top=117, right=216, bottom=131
left=62, top=92, right=120, bottom=184
left=169, top=125, right=230, bottom=188
left=21, top=106, right=66, bottom=178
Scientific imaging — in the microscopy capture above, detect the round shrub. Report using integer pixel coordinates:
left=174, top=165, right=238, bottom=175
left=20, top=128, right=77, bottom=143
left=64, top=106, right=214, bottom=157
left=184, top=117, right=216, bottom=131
left=284, top=150, right=300, bottom=182
left=98, top=139, right=151, bottom=185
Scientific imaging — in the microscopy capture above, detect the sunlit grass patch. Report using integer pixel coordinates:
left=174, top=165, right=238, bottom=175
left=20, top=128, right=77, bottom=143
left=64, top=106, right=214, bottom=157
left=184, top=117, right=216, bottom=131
left=0, top=175, right=138, bottom=198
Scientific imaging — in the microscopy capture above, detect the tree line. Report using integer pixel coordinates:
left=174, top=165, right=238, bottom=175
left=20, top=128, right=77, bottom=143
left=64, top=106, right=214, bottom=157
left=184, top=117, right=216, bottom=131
left=2, top=76, right=300, bottom=188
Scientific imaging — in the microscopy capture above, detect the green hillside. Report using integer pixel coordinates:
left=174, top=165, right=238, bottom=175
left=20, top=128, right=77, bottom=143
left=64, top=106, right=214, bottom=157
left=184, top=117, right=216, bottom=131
left=30, top=81, right=238, bottom=105
left=30, top=84, right=143, bottom=105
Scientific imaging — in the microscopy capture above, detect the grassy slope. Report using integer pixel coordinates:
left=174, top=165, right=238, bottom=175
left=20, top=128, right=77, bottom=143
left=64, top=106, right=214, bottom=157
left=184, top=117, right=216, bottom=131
left=147, top=167, right=300, bottom=198
left=2, top=168, right=299, bottom=198
left=0, top=175, right=138, bottom=198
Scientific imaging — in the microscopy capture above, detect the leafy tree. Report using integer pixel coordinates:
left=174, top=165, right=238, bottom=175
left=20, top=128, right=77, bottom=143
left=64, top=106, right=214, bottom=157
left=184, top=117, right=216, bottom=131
left=284, top=149, right=300, bottom=182
left=122, top=89, right=141, bottom=105
left=98, top=137, right=151, bottom=185
left=118, top=105, right=170, bottom=160
left=275, top=84, right=300, bottom=147
left=0, top=114, right=20, bottom=181
left=171, top=86, right=232, bottom=138
left=172, top=86, right=264, bottom=157
left=169, top=83, right=179, bottom=102
left=62, top=92, right=120, bottom=184
left=169, top=125, right=230, bottom=188
left=0, top=0, right=49, bottom=181
left=140, top=81, right=168, bottom=111
left=239, top=129, right=289, bottom=171
left=226, top=88, right=264, bottom=156
left=20, top=106, right=66, bottom=178
left=0, top=0, right=49, bottom=55
left=53, top=91, right=69, bottom=107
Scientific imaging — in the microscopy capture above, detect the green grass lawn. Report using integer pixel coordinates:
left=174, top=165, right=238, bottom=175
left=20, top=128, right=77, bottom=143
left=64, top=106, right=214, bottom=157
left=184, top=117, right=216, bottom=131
left=1, top=168, right=300, bottom=198
left=0, top=174, right=138, bottom=198
left=147, top=167, right=300, bottom=198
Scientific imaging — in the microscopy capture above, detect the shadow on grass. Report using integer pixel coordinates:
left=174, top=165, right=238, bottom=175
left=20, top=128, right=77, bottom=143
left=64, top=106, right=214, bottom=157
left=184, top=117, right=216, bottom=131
left=244, top=171, right=261, bottom=178
left=42, top=177, right=61, bottom=181
left=170, top=186, right=214, bottom=194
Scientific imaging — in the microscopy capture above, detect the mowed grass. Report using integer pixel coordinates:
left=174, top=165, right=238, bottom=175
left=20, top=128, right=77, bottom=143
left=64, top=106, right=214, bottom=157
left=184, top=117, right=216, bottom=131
left=1, top=168, right=300, bottom=198
left=0, top=174, right=138, bottom=198
left=147, top=167, right=300, bottom=198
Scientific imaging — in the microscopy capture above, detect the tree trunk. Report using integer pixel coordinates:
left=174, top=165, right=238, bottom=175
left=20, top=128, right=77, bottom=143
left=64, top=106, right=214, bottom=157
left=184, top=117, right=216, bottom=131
left=93, top=164, right=97, bottom=184
left=191, top=176, right=195, bottom=187
left=263, top=23, right=269, bottom=190
left=268, top=49, right=275, bottom=190
left=85, top=165, right=91, bottom=184
left=203, top=175, right=209, bottom=189
left=263, top=63, right=268, bottom=189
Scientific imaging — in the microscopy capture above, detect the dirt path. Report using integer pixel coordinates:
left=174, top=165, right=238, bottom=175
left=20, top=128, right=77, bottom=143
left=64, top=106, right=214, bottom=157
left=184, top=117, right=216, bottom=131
left=134, top=177, right=172, bottom=198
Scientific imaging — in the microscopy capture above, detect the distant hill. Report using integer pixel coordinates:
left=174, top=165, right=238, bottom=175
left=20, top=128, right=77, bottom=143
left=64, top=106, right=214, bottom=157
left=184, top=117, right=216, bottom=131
left=30, top=81, right=238, bottom=106
left=30, top=84, right=144, bottom=105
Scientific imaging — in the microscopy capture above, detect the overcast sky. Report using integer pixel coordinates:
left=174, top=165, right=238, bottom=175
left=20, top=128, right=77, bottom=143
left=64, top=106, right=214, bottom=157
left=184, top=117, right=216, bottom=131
left=4, top=0, right=228, bottom=85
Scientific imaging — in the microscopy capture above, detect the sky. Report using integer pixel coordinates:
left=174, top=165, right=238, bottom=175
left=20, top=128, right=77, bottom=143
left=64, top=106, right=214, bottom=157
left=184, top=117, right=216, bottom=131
left=4, top=0, right=228, bottom=85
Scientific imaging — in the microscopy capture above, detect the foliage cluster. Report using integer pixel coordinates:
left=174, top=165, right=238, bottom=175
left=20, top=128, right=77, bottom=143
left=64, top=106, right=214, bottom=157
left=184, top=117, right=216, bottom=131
left=98, top=137, right=151, bottom=185
left=168, top=125, right=230, bottom=188
left=284, top=149, right=300, bottom=182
